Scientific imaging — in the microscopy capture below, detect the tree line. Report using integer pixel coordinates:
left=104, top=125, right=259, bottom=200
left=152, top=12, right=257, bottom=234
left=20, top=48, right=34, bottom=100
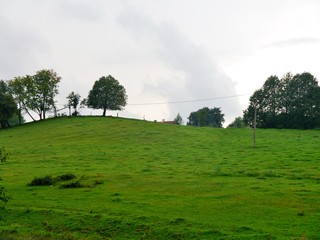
left=1, top=69, right=319, bottom=130
left=243, top=72, right=320, bottom=129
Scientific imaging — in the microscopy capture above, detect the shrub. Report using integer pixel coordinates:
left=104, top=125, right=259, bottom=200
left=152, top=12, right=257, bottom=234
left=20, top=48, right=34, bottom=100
left=29, top=175, right=55, bottom=186
left=0, top=185, right=10, bottom=203
left=55, top=173, right=77, bottom=181
left=0, top=147, right=9, bottom=162
left=60, top=181, right=85, bottom=189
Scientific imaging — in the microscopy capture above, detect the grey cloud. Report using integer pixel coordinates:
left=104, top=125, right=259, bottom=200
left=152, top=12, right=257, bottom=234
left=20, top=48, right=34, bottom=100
left=117, top=8, right=242, bottom=123
left=54, top=0, right=104, bottom=22
left=0, top=15, right=52, bottom=79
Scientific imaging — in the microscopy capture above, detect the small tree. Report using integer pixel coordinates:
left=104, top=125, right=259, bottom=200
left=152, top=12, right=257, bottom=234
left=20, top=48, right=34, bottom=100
left=174, top=113, right=184, bottom=125
left=87, top=75, right=127, bottom=116
left=67, top=91, right=82, bottom=116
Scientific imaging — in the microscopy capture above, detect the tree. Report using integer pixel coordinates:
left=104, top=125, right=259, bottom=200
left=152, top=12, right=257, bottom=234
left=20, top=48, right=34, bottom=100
left=8, top=76, right=33, bottom=123
left=0, top=80, right=9, bottom=93
left=187, top=107, right=224, bottom=127
left=228, top=117, right=245, bottom=128
left=67, top=91, right=82, bottom=116
left=24, top=69, right=61, bottom=120
left=173, top=113, right=183, bottom=125
left=243, top=75, right=283, bottom=128
left=0, top=85, right=17, bottom=128
left=286, top=72, right=320, bottom=129
left=87, top=75, right=127, bottom=116
left=244, top=72, right=320, bottom=129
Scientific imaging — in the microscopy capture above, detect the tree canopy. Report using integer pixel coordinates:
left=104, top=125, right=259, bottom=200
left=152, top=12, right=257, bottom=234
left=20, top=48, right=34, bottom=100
left=26, top=69, right=61, bottom=120
left=8, top=70, right=61, bottom=121
left=0, top=80, right=17, bottom=128
left=187, top=107, right=224, bottom=127
left=174, top=113, right=184, bottom=125
left=243, top=72, right=320, bottom=129
left=87, top=75, right=127, bottom=116
left=67, top=91, right=82, bottom=116
left=227, top=117, right=245, bottom=128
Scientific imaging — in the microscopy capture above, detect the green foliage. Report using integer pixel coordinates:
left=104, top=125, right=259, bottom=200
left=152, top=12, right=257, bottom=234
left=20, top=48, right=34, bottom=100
left=8, top=76, right=30, bottom=124
left=173, top=113, right=183, bottom=125
left=244, top=72, right=320, bottom=129
left=67, top=91, right=82, bottom=116
left=8, top=112, right=25, bottom=127
left=26, top=69, right=61, bottom=120
left=87, top=75, right=127, bottom=116
left=187, top=107, right=224, bottom=127
left=29, top=174, right=78, bottom=186
left=59, top=181, right=85, bottom=189
left=54, top=173, right=77, bottom=181
left=0, top=80, right=9, bottom=93
left=0, top=117, right=319, bottom=239
left=0, top=147, right=9, bottom=162
left=29, top=175, right=55, bottom=186
left=0, top=147, right=10, bottom=203
left=0, top=81, right=17, bottom=128
left=0, top=185, right=10, bottom=204
left=8, top=70, right=61, bottom=121
left=227, top=116, right=245, bottom=128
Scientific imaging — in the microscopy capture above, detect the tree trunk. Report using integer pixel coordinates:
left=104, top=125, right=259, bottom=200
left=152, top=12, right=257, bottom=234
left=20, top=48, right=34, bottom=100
left=18, top=102, right=22, bottom=125
left=0, top=120, right=10, bottom=128
left=22, top=101, right=36, bottom=122
left=102, top=108, right=107, bottom=116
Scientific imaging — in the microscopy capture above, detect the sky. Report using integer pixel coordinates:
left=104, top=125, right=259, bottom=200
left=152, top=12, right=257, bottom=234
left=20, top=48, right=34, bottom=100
left=1, top=0, right=320, bottom=125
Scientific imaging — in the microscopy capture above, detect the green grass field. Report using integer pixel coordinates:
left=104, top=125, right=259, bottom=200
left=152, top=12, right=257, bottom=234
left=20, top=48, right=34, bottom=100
left=0, top=116, right=319, bottom=239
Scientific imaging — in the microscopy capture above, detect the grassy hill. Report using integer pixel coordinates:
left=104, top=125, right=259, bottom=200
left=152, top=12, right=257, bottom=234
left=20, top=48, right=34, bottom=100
left=0, top=116, right=319, bottom=239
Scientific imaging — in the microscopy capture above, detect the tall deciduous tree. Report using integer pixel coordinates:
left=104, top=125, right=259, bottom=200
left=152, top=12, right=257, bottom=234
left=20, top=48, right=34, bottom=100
left=187, top=107, right=224, bottom=128
left=25, top=69, right=61, bottom=120
left=286, top=72, right=320, bottom=129
left=8, top=76, right=32, bottom=123
left=244, top=76, right=283, bottom=128
left=87, top=75, right=127, bottom=116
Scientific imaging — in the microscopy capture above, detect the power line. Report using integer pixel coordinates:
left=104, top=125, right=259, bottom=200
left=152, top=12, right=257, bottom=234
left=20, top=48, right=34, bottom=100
left=127, top=93, right=249, bottom=106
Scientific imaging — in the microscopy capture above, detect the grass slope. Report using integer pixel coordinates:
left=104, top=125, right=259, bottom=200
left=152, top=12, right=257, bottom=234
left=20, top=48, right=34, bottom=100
left=0, top=116, right=320, bottom=239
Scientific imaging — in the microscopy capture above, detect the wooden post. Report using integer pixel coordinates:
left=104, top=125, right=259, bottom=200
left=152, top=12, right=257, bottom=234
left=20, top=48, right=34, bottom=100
left=253, top=101, right=257, bottom=148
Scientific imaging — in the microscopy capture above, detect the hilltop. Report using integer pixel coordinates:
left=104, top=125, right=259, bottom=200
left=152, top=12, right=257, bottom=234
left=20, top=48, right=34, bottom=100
left=0, top=117, right=319, bottom=239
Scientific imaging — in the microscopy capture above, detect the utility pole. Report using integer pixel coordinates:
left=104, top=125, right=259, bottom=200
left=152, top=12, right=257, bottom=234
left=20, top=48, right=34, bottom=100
left=253, top=101, right=257, bottom=148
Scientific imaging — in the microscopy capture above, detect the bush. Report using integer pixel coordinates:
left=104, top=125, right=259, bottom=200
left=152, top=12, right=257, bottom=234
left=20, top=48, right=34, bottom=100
left=55, top=173, right=77, bottom=181
left=0, top=147, right=9, bottom=162
left=0, top=185, right=10, bottom=203
left=60, top=181, right=85, bottom=189
left=29, top=175, right=55, bottom=186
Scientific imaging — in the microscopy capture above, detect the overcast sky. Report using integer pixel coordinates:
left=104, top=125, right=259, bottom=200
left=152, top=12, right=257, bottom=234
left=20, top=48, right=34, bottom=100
left=1, top=0, right=320, bottom=125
